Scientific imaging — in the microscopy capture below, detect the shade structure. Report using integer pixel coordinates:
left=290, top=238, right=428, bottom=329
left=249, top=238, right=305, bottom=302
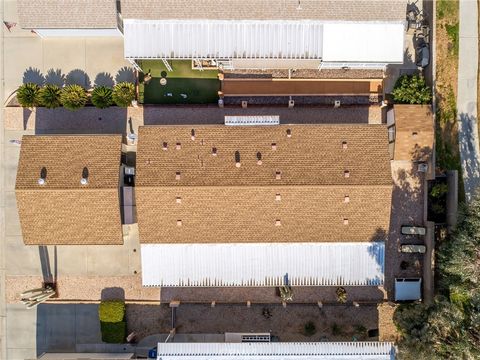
left=141, top=242, right=385, bottom=287
left=155, top=342, right=396, bottom=360
left=395, top=278, right=422, bottom=301
left=124, top=19, right=403, bottom=64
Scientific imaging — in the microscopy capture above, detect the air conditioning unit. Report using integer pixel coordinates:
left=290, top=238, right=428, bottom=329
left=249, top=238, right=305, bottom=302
left=417, top=163, right=428, bottom=172
left=334, top=100, right=341, bottom=108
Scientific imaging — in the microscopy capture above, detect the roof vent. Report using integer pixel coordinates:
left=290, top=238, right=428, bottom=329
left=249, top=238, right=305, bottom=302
left=275, top=193, right=281, bottom=201
left=175, top=172, right=181, bottom=180
left=191, top=129, right=196, bottom=141
left=344, top=170, right=350, bottom=178
left=212, top=147, right=217, bottom=156
left=275, top=219, right=282, bottom=226
left=162, top=142, right=168, bottom=151
left=286, top=129, right=292, bottom=138
left=176, top=142, right=181, bottom=150
left=235, top=151, right=241, bottom=167
left=38, top=167, right=47, bottom=185
left=271, top=143, right=277, bottom=151
left=412, top=132, right=418, bottom=139
left=80, top=167, right=89, bottom=185
left=176, top=197, right=182, bottom=204
left=344, top=195, right=350, bottom=203
left=256, top=152, right=262, bottom=165
left=343, top=218, right=349, bottom=225
left=275, top=171, right=282, bottom=180
left=342, top=141, right=348, bottom=149
left=177, top=220, right=182, bottom=227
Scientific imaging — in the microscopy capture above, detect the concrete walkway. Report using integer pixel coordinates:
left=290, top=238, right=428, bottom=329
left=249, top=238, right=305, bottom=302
left=457, top=0, right=480, bottom=201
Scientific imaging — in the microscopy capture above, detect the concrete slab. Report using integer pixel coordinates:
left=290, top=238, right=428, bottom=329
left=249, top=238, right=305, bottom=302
left=5, top=237, right=42, bottom=276
left=37, top=305, right=76, bottom=353
left=5, top=205, right=21, bottom=236
left=6, top=304, right=37, bottom=349
left=54, top=246, right=88, bottom=276
left=86, top=245, right=131, bottom=277
left=7, top=347, right=37, bottom=360
left=43, top=40, right=88, bottom=87
left=4, top=145, right=20, bottom=190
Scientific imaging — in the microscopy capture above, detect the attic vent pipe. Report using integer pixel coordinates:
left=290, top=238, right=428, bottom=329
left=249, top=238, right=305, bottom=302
left=38, top=167, right=47, bottom=185
left=286, top=129, right=292, bottom=138
left=256, top=152, right=262, bottom=165
left=162, top=142, right=168, bottom=150
left=235, top=151, right=241, bottom=167
left=80, top=167, right=89, bottom=185
left=212, top=147, right=217, bottom=156
left=191, top=129, right=196, bottom=141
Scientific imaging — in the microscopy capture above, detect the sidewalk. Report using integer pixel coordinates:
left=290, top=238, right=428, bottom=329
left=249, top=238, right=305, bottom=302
left=457, top=0, right=480, bottom=201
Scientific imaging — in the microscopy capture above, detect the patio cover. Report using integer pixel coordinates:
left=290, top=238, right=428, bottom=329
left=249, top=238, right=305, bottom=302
left=395, top=278, right=422, bottom=301
left=155, top=342, right=396, bottom=360
left=141, top=242, right=385, bottom=287
left=124, top=19, right=403, bottom=63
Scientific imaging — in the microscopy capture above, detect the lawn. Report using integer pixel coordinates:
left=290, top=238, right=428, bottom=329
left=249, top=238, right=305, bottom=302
left=138, top=60, right=220, bottom=104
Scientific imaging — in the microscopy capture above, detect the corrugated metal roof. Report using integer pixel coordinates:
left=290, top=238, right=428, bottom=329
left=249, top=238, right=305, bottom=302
left=141, top=242, right=384, bottom=287
left=155, top=342, right=396, bottom=359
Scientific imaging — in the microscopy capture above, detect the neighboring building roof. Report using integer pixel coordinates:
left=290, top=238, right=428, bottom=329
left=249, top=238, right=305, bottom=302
left=142, top=242, right=385, bottom=287
left=121, top=0, right=406, bottom=21
left=136, top=125, right=392, bottom=244
left=154, top=342, right=396, bottom=359
left=17, top=0, right=118, bottom=29
left=123, top=20, right=404, bottom=62
left=15, top=135, right=123, bottom=245
left=393, top=105, right=434, bottom=161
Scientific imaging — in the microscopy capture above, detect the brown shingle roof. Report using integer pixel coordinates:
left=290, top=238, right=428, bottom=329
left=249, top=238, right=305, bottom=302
left=17, top=0, right=118, bottom=29
left=121, top=0, right=406, bottom=21
left=136, top=125, right=392, bottom=244
left=393, top=104, right=434, bottom=161
left=15, top=135, right=123, bottom=245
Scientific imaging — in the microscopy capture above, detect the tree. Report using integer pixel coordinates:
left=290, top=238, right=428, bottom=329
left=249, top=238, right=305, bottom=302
left=112, top=82, right=135, bottom=107
left=392, top=74, right=432, bottom=104
left=60, top=85, right=87, bottom=111
left=16, top=83, right=40, bottom=107
left=38, top=84, right=62, bottom=109
left=91, top=86, right=113, bottom=109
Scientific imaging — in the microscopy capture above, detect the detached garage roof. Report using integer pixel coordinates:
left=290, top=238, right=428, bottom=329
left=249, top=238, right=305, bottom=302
left=17, top=0, right=118, bottom=29
left=124, top=20, right=404, bottom=63
left=155, top=342, right=396, bottom=359
left=142, top=242, right=385, bottom=287
left=15, top=135, right=123, bottom=245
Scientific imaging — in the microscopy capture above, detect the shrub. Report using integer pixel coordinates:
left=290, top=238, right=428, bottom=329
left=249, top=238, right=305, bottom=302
left=60, top=84, right=87, bottom=111
left=100, top=321, right=126, bottom=343
left=16, top=83, right=40, bottom=107
left=331, top=323, right=343, bottom=336
left=303, top=321, right=316, bottom=336
left=112, top=82, right=135, bottom=107
left=392, top=75, right=432, bottom=104
left=99, top=300, right=125, bottom=323
left=38, top=84, right=62, bottom=109
left=336, top=287, right=347, bottom=303
left=91, top=86, right=113, bottom=109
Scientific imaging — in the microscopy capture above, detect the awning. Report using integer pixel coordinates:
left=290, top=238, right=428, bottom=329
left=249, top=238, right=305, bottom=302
left=395, top=278, right=422, bottom=301
left=155, top=342, right=396, bottom=360
left=141, top=242, right=385, bottom=287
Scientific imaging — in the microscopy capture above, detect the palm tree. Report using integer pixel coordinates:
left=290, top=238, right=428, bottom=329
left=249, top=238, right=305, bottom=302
left=38, top=84, right=62, bottom=109
left=336, top=287, right=347, bottom=303
left=16, top=83, right=40, bottom=107
left=112, top=82, right=135, bottom=107
left=91, top=86, right=113, bottom=109
left=60, top=85, right=87, bottom=111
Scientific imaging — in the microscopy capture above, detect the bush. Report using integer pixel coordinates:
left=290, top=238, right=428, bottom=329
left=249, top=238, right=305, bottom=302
left=98, top=300, right=125, bottom=323
left=336, top=287, right=347, bottom=303
left=100, top=321, right=126, bottom=343
left=60, top=84, right=87, bottom=111
left=303, top=321, right=316, bottom=336
left=112, top=82, right=135, bottom=107
left=91, top=86, right=113, bottom=109
left=17, top=83, right=40, bottom=107
left=38, top=84, right=62, bottom=109
left=392, top=75, right=432, bottom=104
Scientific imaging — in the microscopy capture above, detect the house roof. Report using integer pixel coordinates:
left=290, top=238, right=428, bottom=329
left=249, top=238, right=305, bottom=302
left=15, top=135, right=123, bottom=245
left=142, top=242, right=385, bottom=287
left=393, top=105, right=434, bottom=161
left=17, top=0, right=118, bottom=29
left=136, top=125, right=392, bottom=244
left=121, top=0, right=407, bottom=22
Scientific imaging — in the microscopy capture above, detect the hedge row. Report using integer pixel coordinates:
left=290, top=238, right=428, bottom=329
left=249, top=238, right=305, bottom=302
left=16, top=82, right=135, bottom=111
left=98, top=300, right=126, bottom=344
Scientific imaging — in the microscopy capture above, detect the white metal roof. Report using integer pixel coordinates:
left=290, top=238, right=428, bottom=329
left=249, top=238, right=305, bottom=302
left=124, top=19, right=324, bottom=60
left=224, top=115, right=280, bottom=126
left=322, top=23, right=404, bottom=63
left=141, top=242, right=384, bottom=287
left=155, top=342, right=396, bottom=359
left=124, top=19, right=404, bottom=64
left=395, top=278, right=422, bottom=301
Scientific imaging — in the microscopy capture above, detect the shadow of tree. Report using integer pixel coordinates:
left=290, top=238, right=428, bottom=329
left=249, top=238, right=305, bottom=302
left=65, top=69, right=91, bottom=89
left=116, top=66, right=135, bottom=83
left=45, top=68, right=65, bottom=87
left=23, top=67, right=45, bottom=85
left=101, top=287, right=125, bottom=301
left=94, top=72, right=115, bottom=87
